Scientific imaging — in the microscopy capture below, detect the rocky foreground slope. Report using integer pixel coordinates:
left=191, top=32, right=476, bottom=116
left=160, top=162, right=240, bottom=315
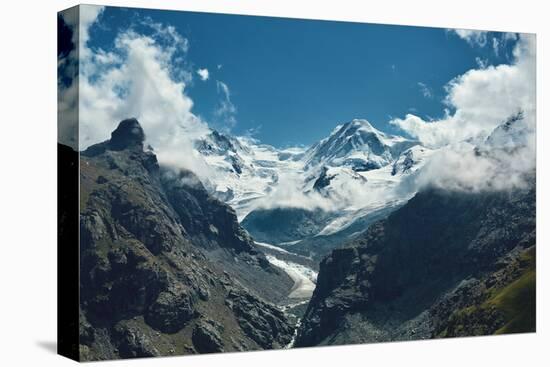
left=295, top=183, right=536, bottom=346
left=75, top=119, right=295, bottom=361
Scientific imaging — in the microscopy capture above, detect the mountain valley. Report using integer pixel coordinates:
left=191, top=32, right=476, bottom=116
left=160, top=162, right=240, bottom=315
left=72, top=112, right=535, bottom=358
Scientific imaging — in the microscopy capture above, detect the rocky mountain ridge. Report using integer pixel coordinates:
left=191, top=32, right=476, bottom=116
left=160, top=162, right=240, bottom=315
left=295, top=182, right=536, bottom=346
left=76, top=119, right=295, bottom=360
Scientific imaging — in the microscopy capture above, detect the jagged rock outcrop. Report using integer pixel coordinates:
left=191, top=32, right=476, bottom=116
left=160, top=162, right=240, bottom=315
left=295, top=183, right=536, bottom=347
left=144, top=283, right=196, bottom=334
left=77, top=119, right=294, bottom=361
left=192, top=319, right=225, bottom=354
left=226, top=291, right=294, bottom=349
left=114, top=319, right=161, bottom=358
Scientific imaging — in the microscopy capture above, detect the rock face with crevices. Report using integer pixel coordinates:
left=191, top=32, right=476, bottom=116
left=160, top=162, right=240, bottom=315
left=226, top=290, right=294, bottom=349
left=75, top=119, right=294, bottom=361
left=192, top=320, right=225, bottom=354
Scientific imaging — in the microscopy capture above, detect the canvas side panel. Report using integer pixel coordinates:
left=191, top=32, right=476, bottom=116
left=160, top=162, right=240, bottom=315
left=57, top=5, right=80, bottom=362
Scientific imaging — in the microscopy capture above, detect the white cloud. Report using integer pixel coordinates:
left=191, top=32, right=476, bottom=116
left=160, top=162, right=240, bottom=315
left=255, top=171, right=334, bottom=212
left=451, top=29, right=488, bottom=47
left=410, top=130, right=535, bottom=192
left=391, top=34, right=535, bottom=148
left=196, top=68, right=210, bottom=81
left=79, top=5, right=106, bottom=60
left=57, top=5, right=220, bottom=180
left=492, top=37, right=500, bottom=56
left=141, top=16, right=189, bottom=53
left=501, top=32, right=520, bottom=58
left=417, top=82, right=433, bottom=98
left=475, top=57, right=488, bottom=69
left=392, top=34, right=536, bottom=192
left=244, top=124, right=263, bottom=138
left=214, top=80, right=237, bottom=129
left=58, top=6, right=85, bottom=150
left=453, top=29, right=521, bottom=59
left=492, top=33, right=520, bottom=58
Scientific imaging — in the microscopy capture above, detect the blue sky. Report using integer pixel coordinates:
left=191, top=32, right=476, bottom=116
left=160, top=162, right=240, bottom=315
left=87, top=6, right=519, bottom=148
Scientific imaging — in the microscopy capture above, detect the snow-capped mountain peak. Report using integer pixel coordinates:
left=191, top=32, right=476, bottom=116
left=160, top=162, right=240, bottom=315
left=188, top=118, right=429, bottom=225
left=304, top=118, right=417, bottom=171
left=344, top=118, right=381, bottom=133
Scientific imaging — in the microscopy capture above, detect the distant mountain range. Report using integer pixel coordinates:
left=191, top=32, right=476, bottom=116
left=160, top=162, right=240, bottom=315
left=189, top=118, right=433, bottom=261
left=189, top=113, right=533, bottom=263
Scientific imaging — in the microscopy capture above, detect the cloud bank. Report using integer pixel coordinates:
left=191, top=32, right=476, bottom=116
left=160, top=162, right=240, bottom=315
left=58, top=7, right=536, bottom=208
left=59, top=5, right=217, bottom=179
left=391, top=34, right=535, bottom=148
left=393, top=34, right=536, bottom=192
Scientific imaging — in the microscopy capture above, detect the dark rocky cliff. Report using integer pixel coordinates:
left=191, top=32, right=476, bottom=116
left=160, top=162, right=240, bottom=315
left=77, top=119, right=293, bottom=361
left=295, top=183, right=535, bottom=347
